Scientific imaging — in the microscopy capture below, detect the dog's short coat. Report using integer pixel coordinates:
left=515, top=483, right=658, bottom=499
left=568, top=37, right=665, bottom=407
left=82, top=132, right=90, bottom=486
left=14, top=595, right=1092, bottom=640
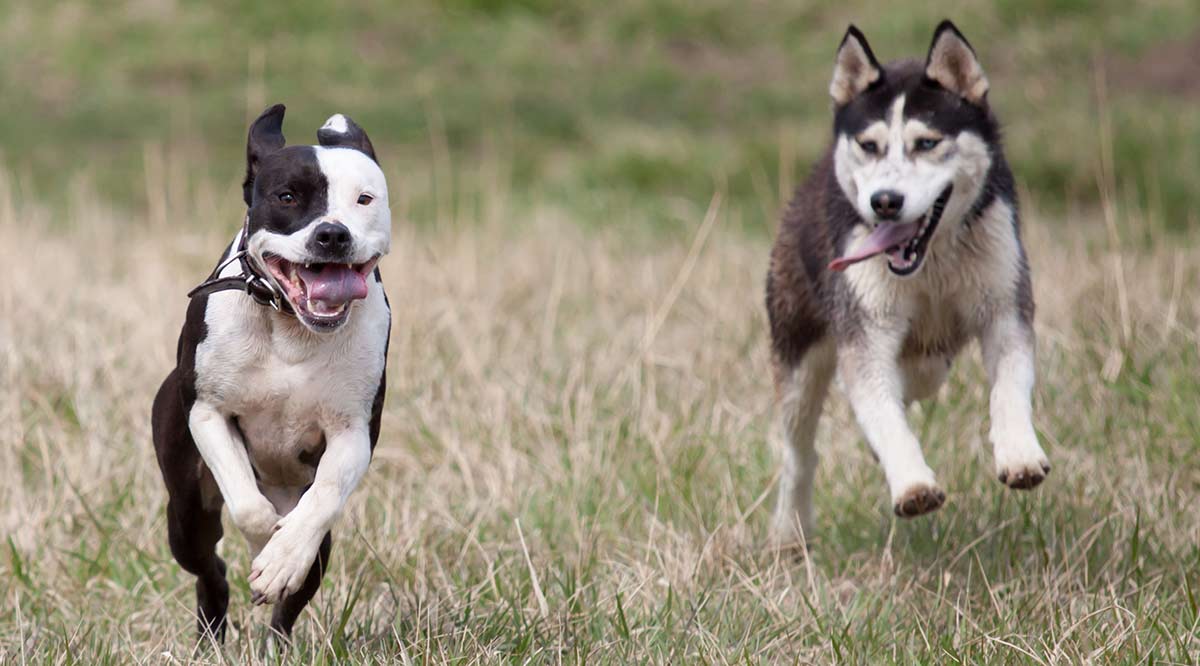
left=153, top=105, right=391, bottom=639
left=765, top=21, right=1050, bottom=546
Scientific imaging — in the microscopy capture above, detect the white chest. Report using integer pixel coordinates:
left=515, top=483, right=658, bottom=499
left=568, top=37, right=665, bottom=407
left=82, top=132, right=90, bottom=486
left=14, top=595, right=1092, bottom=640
left=192, top=285, right=389, bottom=486
left=845, top=202, right=1023, bottom=360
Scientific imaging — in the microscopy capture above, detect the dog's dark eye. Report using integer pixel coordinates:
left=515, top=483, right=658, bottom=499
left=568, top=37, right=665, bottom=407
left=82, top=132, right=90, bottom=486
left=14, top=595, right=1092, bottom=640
left=357, top=193, right=374, bottom=206
left=914, top=137, right=942, bottom=152
left=858, top=140, right=879, bottom=155
left=278, top=192, right=297, bottom=205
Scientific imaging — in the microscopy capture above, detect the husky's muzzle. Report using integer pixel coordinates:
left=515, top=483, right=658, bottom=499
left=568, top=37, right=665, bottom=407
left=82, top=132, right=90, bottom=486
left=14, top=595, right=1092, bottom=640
left=828, top=185, right=953, bottom=275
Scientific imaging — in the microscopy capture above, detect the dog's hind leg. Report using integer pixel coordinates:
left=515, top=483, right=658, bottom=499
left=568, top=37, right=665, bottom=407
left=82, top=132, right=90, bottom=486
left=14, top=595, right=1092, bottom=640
left=269, top=532, right=332, bottom=637
left=168, top=493, right=229, bottom=642
left=768, top=339, right=836, bottom=549
left=153, top=371, right=230, bottom=642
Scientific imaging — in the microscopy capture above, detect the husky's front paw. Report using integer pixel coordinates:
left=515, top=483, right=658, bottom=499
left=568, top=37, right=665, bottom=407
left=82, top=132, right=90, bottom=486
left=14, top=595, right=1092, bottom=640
left=994, top=438, right=1050, bottom=490
left=248, top=527, right=318, bottom=605
left=996, top=460, right=1050, bottom=489
left=892, top=483, right=946, bottom=518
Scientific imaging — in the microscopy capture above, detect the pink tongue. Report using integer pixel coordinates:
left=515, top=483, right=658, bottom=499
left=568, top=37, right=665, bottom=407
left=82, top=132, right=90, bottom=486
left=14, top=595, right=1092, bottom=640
left=828, top=221, right=920, bottom=272
left=297, top=264, right=368, bottom=305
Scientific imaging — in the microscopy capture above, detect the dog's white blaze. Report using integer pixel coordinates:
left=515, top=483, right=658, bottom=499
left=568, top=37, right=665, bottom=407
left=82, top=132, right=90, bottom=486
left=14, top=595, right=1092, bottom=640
left=321, top=113, right=349, bottom=134
left=769, top=339, right=836, bottom=545
left=316, top=146, right=391, bottom=254
left=835, top=96, right=996, bottom=248
left=249, top=146, right=390, bottom=268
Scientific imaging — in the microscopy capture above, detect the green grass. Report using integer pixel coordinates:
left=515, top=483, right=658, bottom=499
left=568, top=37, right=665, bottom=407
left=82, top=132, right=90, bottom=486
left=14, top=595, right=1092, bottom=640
left=2, top=2, right=1200, bottom=663
left=2, top=1, right=1198, bottom=230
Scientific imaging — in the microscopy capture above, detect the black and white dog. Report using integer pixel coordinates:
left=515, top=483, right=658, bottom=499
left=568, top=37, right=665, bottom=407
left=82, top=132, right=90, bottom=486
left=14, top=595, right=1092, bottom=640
left=152, top=105, right=391, bottom=638
left=765, top=22, right=1050, bottom=546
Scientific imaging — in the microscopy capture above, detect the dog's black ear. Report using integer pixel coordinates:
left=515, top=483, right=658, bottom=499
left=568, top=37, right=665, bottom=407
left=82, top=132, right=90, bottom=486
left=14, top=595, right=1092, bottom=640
left=317, top=114, right=377, bottom=163
left=244, top=104, right=287, bottom=206
left=830, top=25, right=883, bottom=106
left=924, top=20, right=989, bottom=104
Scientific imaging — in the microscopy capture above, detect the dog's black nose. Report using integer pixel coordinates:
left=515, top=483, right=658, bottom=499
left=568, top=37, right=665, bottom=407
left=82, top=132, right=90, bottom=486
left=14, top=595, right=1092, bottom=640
left=870, top=190, right=905, bottom=220
left=310, top=222, right=353, bottom=254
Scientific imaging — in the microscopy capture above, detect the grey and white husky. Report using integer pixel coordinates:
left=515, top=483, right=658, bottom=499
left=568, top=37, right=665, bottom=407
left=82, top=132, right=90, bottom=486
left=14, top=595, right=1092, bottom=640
left=765, top=21, right=1050, bottom=545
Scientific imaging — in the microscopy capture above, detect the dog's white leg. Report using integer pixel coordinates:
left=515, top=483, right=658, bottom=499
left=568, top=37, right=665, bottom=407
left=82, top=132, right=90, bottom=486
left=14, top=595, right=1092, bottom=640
left=981, top=312, right=1050, bottom=488
left=189, top=402, right=281, bottom=548
left=769, top=341, right=836, bottom=547
left=249, top=423, right=372, bottom=604
left=839, top=328, right=945, bottom=517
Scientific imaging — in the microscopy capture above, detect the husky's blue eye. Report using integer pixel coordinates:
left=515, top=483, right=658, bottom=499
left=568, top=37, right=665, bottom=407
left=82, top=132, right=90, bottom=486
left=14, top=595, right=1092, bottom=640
left=914, top=137, right=942, bottom=152
left=858, top=140, right=879, bottom=155
left=278, top=192, right=296, bottom=205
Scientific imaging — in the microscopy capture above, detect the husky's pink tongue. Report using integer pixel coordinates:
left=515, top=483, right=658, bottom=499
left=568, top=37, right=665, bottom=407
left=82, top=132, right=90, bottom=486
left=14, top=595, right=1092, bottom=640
left=298, top=263, right=368, bottom=305
left=827, top=221, right=920, bottom=272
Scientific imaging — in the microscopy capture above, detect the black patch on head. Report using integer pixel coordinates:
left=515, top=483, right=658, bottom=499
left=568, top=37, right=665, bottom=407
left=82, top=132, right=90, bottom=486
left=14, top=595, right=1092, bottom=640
left=244, top=104, right=288, bottom=206
left=240, top=104, right=333, bottom=236
left=245, top=146, right=331, bottom=237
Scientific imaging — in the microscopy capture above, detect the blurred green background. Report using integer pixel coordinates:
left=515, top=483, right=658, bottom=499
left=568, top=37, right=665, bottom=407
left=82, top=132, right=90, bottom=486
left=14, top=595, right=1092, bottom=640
left=2, top=0, right=1197, bottom=232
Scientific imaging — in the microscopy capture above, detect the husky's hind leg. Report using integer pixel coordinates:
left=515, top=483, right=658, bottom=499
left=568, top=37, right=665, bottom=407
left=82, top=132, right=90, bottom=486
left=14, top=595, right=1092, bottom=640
left=768, top=340, right=836, bottom=549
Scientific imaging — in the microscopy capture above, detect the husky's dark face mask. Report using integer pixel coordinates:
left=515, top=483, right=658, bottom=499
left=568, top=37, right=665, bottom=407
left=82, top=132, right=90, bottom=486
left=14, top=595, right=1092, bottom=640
left=827, top=21, right=1002, bottom=277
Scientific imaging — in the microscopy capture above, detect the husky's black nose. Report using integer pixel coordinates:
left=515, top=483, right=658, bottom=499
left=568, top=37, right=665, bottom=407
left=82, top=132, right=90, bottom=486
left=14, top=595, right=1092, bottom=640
left=870, top=190, right=904, bottom=220
left=309, top=222, right=353, bottom=255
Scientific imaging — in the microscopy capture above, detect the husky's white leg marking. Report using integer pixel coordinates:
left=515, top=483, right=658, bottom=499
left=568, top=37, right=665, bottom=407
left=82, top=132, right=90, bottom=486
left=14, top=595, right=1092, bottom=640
left=981, top=313, right=1049, bottom=488
left=769, top=341, right=836, bottom=546
left=249, top=423, right=372, bottom=604
left=838, top=329, right=944, bottom=517
left=188, top=401, right=281, bottom=548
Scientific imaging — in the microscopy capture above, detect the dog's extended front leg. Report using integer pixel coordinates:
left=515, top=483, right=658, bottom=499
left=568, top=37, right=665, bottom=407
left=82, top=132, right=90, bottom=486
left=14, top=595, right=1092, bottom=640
left=981, top=312, right=1050, bottom=489
left=249, top=422, right=371, bottom=605
left=189, top=402, right=281, bottom=548
left=839, top=329, right=945, bottom=517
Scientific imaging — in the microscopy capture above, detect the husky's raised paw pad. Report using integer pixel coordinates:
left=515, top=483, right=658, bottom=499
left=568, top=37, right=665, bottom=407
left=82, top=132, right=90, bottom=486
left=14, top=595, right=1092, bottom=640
left=893, top=484, right=946, bottom=518
left=998, top=463, right=1050, bottom=490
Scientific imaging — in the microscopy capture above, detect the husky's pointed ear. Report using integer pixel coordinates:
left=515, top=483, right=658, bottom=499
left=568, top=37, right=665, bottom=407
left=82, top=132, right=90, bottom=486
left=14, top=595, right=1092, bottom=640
left=830, top=25, right=883, bottom=106
left=244, top=104, right=287, bottom=206
left=924, top=20, right=989, bottom=104
left=317, top=114, right=377, bottom=163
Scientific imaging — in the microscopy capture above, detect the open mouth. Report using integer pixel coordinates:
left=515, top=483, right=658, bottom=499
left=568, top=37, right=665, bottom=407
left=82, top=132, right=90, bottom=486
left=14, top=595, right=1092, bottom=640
left=262, top=254, right=379, bottom=329
left=827, top=185, right=954, bottom=275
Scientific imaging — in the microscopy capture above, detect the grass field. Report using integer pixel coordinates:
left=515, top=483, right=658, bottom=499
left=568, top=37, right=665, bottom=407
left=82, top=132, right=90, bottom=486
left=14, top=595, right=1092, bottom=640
left=3, top=1, right=1200, bottom=664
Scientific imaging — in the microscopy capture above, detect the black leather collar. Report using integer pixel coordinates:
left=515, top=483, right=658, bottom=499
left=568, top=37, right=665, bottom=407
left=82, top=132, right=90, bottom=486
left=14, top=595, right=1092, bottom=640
left=187, top=216, right=295, bottom=314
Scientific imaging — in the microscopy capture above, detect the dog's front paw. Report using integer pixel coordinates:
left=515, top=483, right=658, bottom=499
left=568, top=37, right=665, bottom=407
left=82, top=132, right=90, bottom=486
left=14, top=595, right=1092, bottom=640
left=248, top=528, right=318, bottom=605
left=996, top=459, right=1050, bottom=489
left=231, top=496, right=282, bottom=547
left=892, top=483, right=946, bottom=518
left=994, top=439, right=1050, bottom=490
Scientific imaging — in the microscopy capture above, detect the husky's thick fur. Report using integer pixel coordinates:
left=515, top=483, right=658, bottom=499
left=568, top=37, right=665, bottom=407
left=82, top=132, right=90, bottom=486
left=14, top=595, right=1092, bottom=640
left=765, top=21, right=1049, bottom=545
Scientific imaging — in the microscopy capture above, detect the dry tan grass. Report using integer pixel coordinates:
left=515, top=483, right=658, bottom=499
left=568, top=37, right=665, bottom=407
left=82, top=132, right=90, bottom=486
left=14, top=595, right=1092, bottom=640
left=2, top=171, right=1199, bottom=663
